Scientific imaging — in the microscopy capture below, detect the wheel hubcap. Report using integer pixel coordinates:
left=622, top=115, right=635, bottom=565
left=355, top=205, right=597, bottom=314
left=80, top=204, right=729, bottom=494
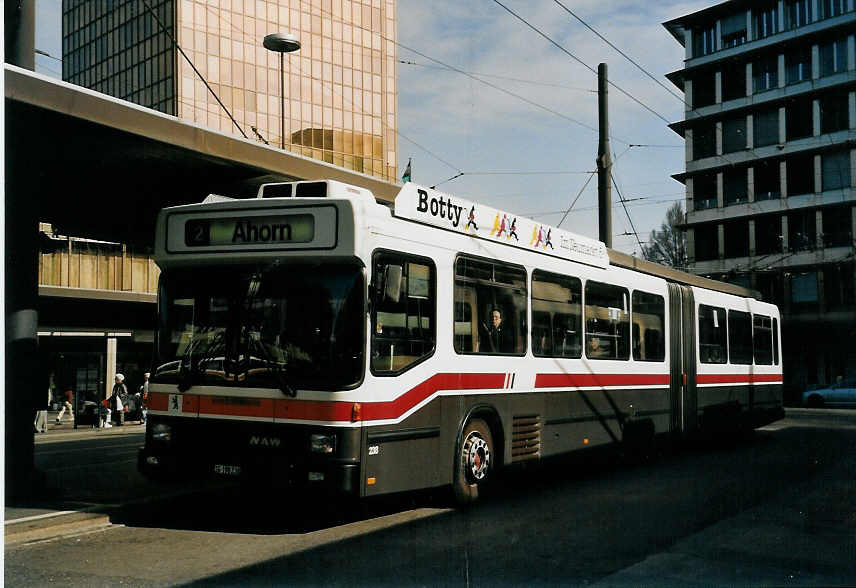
left=464, top=434, right=490, bottom=483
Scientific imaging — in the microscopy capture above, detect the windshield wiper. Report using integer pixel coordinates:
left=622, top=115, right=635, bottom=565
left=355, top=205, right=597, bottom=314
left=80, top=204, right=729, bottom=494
left=249, top=337, right=297, bottom=397
left=177, top=331, right=226, bottom=392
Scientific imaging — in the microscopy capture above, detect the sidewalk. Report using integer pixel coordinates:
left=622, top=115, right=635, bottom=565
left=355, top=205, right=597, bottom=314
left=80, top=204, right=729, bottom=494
left=6, top=414, right=151, bottom=547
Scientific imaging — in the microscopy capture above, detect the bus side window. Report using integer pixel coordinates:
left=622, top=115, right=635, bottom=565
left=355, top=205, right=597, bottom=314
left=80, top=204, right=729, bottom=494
left=584, top=281, right=629, bottom=360
left=532, top=269, right=581, bottom=359
left=698, top=304, right=727, bottom=364
left=632, top=290, right=665, bottom=362
left=371, top=252, right=436, bottom=375
left=454, top=255, right=527, bottom=356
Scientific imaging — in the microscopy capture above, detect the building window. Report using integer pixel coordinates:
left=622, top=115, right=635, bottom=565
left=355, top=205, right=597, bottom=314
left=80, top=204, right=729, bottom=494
left=823, top=262, right=856, bottom=310
left=584, top=281, right=629, bottom=361
left=753, top=1, right=780, bottom=39
left=692, top=71, right=716, bottom=108
left=693, top=122, right=717, bottom=160
left=721, top=64, right=746, bottom=101
left=790, top=272, right=819, bottom=306
left=822, top=150, right=852, bottom=191
left=723, top=219, right=750, bottom=258
left=693, top=25, right=716, bottom=57
left=753, top=107, right=780, bottom=147
left=694, top=224, right=719, bottom=261
left=822, top=205, right=854, bottom=247
left=371, top=252, right=436, bottom=374
left=786, top=46, right=813, bottom=84
left=753, top=54, right=779, bottom=93
left=755, top=214, right=783, bottom=254
left=788, top=209, right=818, bottom=251
left=698, top=305, right=727, bottom=364
left=785, top=0, right=813, bottom=28
left=820, top=91, right=850, bottom=135
left=723, top=168, right=748, bottom=205
left=693, top=173, right=718, bottom=210
left=723, top=116, right=747, bottom=153
left=787, top=153, right=815, bottom=196
left=754, top=160, right=782, bottom=200
left=720, top=12, right=748, bottom=49
left=819, top=0, right=847, bottom=19
left=820, top=38, right=848, bottom=77
left=531, top=270, right=582, bottom=359
left=631, top=291, right=665, bottom=362
left=453, top=255, right=527, bottom=355
left=786, top=97, right=814, bottom=141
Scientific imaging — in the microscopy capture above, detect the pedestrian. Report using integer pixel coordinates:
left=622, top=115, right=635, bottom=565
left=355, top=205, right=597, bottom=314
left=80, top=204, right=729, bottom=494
left=138, top=372, right=150, bottom=424
left=34, top=387, right=49, bottom=433
left=56, top=388, right=74, bottom=425
left=111, top=374, right=128, bottom=426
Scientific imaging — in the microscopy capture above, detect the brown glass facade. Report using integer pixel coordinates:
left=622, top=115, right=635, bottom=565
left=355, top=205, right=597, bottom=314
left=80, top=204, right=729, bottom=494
left=62, top=0, right=398, bottom=181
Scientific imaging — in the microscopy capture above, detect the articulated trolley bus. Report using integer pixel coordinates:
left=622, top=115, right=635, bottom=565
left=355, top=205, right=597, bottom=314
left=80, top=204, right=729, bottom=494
left=139, top=180, right=784, bottom=503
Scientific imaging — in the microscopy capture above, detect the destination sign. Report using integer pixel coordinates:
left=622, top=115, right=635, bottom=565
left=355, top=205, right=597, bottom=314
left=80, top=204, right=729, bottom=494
left=184, top=214, right=314, bottom=247
left=394, top=183, right=609, bottom=269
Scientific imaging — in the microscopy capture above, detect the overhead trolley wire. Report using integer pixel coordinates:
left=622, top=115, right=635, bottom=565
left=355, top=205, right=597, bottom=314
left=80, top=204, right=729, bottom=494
left=551, top=0, right=687, bottom=105
left=489, top=0, right=673, bottom=125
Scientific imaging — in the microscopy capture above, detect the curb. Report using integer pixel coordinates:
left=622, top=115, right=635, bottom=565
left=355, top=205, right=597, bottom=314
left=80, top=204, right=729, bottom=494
left=5, top=509, right=114, bottom=547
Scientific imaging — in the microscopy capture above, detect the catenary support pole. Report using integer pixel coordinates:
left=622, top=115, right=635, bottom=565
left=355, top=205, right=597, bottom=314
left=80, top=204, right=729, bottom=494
left=597, top=63, right=612, bottom=248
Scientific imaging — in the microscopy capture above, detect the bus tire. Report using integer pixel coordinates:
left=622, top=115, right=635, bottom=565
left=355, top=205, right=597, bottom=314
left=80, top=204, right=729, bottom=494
left=453, top=418, right=493, bottom=505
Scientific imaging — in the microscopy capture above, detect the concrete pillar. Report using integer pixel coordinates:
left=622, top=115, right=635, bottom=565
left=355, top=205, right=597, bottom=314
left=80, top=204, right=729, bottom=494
left=812, top=45, right=820, bottom=80
left=849, top=91, right=855, bottom=129
left=686, top=177, right=695, bottom=213
left=746, top=62, right=753, bottom=97
left=715, top=71, right=723, bottom=104
left=781, top=215, right=790, bottom=251
left=106, top=337, right=117, bottom=400
left=748, top=167, right=756, bottom=202
left=717, top=172, right=725, bottom=208
left=777, top=0, right=785, bottom=31
left=685, top=79, right=694, bottom=113
left=816, top=209, right=824, bottom=250
left=685, top=29, right=694, bottom=60
left=814, top=154, right=822, bottom=194
left=716, top=121, right=723, bottom=155
left=746, top=11, right=753, bottom=42
left=717, top=223, right=725, bottom=260
left=687, top=227, right=696, bottom=264
left=778, top=106, right=786, bottom=144
left=4, top=0, right=35, bottom=69
left=780, top=160, right=788, bottom=197
left=812, top=99, right=821, bottom=137
left=749, top=218, right=757, bottom=256
left=685, top=129, right=694, bottom=162
left=777, top=53, right=786, bottom=88
left=849, top=34, right=855, bottom=71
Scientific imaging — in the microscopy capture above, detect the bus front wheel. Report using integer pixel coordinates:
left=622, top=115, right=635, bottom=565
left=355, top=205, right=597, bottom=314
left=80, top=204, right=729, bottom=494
left=453, top=418, right=493, bottom=505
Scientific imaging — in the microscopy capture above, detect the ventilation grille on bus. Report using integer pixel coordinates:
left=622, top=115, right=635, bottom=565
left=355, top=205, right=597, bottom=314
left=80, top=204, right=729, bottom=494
left=512, top=415, right=541, bottom=461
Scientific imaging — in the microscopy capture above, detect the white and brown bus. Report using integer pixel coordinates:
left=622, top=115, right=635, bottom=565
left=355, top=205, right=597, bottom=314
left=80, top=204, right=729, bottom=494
left=139, top=180, right=783, bottom=503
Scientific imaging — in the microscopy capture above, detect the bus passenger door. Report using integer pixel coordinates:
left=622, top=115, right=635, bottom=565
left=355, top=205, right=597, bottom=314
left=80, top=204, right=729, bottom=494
left=668, top=284, right=697, bottom=435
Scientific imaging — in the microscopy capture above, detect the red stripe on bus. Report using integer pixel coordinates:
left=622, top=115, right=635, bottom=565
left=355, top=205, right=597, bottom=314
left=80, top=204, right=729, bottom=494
left=199, top=396, right=275, bottom=419
left=148, top=392, right=169, bottom=411
left=273, top=372, right=507, bottom=422
left=697, top=373, right=783, bottom=385
left=534, top=373, right=670, bottom=388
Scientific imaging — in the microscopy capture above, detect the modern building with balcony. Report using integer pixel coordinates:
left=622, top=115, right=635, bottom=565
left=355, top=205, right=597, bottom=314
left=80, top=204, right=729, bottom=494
left=664, top=0, right=856, bottom=400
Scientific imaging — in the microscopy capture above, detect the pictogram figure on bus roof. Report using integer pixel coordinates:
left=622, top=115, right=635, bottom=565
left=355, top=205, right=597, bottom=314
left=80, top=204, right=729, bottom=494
left=507, top=218, right=519, bottom=241
left=465, top=206, right=479, bottom=231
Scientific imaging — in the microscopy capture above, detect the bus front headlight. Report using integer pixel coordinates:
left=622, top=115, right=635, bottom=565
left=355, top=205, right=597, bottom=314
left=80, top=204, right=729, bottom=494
left=152, top=423, right=172, bottom=443
left=310, top=433, right=336, bottom=454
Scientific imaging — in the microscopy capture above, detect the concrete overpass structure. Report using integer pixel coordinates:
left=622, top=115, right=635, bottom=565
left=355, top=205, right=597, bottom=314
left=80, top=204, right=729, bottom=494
left=5, top=64, right=399, bottom=497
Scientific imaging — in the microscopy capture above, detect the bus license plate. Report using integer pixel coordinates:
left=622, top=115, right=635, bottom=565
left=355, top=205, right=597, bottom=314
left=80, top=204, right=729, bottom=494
left=214, top=464, right=241, bottom=476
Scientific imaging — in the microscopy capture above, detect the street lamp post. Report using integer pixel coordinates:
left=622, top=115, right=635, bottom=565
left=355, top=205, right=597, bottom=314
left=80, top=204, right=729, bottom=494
left=263, top=32, right=301, bottom=150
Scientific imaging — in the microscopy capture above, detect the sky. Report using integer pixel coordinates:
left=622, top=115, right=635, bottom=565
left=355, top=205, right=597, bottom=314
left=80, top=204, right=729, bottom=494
left=33, top=0, right=711, bottom=255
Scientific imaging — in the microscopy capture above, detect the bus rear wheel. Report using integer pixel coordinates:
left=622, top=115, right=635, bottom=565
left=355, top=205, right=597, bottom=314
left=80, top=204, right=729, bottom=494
left=453, top=418, right=493, bottom=505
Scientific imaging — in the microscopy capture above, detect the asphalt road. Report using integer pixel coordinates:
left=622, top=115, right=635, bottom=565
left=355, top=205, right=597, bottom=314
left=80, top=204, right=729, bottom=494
left=6, top=410, right=856, bottom=586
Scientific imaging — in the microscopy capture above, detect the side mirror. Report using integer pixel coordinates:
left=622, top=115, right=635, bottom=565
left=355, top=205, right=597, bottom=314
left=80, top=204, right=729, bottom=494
left=382, top=264, right=403, bottom=303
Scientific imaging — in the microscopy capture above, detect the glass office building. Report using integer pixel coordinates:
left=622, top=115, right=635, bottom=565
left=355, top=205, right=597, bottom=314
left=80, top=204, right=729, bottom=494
left=62, top=0, right=399, bottom=181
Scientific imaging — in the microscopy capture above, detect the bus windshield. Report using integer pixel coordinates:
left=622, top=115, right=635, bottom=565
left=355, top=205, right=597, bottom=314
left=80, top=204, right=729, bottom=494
left=153, top=263, right=364, bottom=391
